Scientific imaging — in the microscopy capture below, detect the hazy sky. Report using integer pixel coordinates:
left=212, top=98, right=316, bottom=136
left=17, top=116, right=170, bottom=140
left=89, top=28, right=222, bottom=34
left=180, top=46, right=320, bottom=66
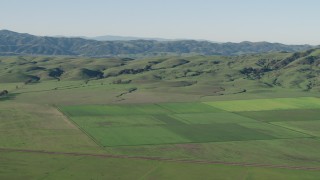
left=1, top=0, right=319, bottom=45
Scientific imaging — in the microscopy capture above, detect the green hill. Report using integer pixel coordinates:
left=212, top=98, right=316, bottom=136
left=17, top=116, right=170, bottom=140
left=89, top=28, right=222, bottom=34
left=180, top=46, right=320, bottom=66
left=1, top=48, right=320, bottom=94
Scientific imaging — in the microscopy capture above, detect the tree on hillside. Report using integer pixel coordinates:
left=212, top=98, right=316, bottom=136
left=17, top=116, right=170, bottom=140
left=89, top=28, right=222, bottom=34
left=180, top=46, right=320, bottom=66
left=0, top=90, right=8, bottom=97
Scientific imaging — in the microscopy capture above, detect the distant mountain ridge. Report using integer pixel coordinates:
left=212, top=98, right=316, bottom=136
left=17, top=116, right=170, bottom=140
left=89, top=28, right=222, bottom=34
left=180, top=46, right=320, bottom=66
left=54, top=35, right=172, bottom=41
left=88, top=35, right=171, bottom=41
left=0, top=30, right=315, bottom=57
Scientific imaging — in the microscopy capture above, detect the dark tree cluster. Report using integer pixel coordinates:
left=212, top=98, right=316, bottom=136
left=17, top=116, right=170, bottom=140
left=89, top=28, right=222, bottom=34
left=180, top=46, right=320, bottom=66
left=240, top=67, right=272, bottom=80
left=0, top=90, right=8, bottom=96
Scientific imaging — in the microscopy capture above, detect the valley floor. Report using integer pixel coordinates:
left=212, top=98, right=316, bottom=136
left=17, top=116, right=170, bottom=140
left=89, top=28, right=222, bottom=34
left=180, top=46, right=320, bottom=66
left=1, top=81, right=320, bottom=179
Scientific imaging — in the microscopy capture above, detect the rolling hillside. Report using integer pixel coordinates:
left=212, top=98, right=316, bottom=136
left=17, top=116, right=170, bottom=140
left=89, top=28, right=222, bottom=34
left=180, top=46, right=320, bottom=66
left=1, top=48, right=320, bottom=95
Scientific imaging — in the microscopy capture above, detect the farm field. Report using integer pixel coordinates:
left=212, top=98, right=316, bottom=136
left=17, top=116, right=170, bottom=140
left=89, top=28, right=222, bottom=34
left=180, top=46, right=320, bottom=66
left=204, top=97, right=320, bottom=112
left=2, top=86, right=320, bottom=179
left=60, top=97, right=320, bottom=147
left=0, top=102, right=103, bottom=153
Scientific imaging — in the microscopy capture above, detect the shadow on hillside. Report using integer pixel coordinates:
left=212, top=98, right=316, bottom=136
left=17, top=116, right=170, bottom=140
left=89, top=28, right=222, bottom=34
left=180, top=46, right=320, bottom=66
left=0, top=93, right=19, bottom=101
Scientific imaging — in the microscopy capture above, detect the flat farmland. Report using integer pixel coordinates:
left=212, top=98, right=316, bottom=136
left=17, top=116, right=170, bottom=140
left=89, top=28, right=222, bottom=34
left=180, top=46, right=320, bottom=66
left=158, top=102, right=223, bottom=113
left=60, top=97, right=320, bottom=147
left=237, top=109, right=320, bottom=122
left=62, top=104, right=171, bottom=116
left=0, top=103, right=103, bottom=153
left=272, top=121, right=320, bottom=137
left=172, top=112, right=257, bottom=124
left=70, top=115, right=165, bottom=128
left=204, top=97, right=320, bottom=112
left=2, top=151, right=320, bottom=180
left=2, top=95, right=320, bottom=179
left=84, top=126, right=190, bottom=146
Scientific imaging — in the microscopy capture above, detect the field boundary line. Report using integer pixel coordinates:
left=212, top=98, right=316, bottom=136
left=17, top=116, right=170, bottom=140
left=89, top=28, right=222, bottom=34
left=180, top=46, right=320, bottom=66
left=154, top=103, right=176, bottom=114
left=53, top=104, right=105, bottom=149
left=138, top=161, right=164, bottom=180
left=1, top=147, right=320, bottom=171
left=268, top=122, right=316, bottom=137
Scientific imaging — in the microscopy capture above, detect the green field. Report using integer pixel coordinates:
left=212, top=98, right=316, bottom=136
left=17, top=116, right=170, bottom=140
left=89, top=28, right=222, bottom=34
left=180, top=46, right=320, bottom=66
left=0, top=102, right=102, bottom=153
left=62, top=104, right=172, bottom=116
left=204, top=97, right=320, bottom=112
left=1, top=12, right=320, bottom=179
left=2, top=77, right=320, bottom=179
left=172, top=112, right=257, bottom=124
left=2, top=95, right=320, bottom=179
left=237, top=109, right=320, bottom=122
left=2, top=151, right=320, bottom=180
left=272, top=121, right=320, bottom=137
left=71, top=115, right=165, bottom=127
left=60, top=98, right=320, bottom=148
left=158, top=102, right=222, bottom=113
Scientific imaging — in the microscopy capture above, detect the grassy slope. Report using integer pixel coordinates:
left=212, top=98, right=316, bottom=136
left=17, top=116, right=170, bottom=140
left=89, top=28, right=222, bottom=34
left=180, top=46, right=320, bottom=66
left=0, top=49, right=320, bottom=95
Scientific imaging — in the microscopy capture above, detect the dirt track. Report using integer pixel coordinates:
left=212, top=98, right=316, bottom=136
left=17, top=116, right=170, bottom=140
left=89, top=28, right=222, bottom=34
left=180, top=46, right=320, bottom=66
left=1, top=147, right=320, bottom=171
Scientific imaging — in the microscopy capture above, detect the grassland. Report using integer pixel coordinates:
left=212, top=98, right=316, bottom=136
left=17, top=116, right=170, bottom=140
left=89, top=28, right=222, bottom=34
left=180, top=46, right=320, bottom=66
left=2, top=88, right=320, bottom=179
left=2, top=52, right=320, bottom=179
left=2, top=151, right=320, bottom=180
left=0, top=102, right=103, bottom=153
